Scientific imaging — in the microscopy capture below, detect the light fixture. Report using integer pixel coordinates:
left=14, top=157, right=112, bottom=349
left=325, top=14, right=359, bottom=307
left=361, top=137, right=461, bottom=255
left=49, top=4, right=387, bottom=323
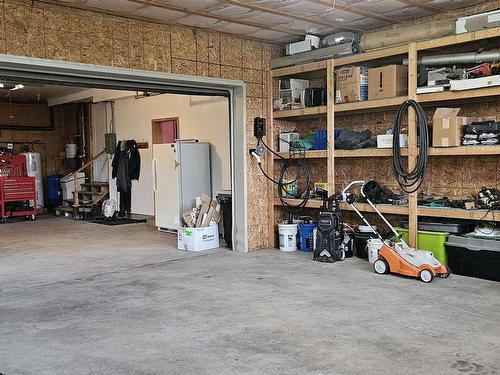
left=12, top=84, right=24, bottom=91
left=0, top=83, right=4, bottom=88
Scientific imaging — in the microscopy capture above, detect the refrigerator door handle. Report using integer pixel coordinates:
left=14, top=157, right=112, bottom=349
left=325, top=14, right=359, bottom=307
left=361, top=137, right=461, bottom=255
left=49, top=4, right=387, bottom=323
left=152, top=158, right=158, bottom=192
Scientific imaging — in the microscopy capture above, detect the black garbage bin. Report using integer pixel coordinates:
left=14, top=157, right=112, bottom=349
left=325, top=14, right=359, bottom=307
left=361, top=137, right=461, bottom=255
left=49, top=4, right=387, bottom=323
left=217, top=191, right=232, bottom=248
left=353, top=230, right=378, bottom=259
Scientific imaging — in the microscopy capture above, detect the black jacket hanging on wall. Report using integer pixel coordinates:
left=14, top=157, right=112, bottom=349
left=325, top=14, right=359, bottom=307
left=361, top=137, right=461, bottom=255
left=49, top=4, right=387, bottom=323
left=112, top=140, right=141, bottom=193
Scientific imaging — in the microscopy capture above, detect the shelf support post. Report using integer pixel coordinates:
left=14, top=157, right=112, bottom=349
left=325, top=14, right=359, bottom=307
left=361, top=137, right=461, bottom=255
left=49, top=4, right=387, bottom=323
left=408, top=43, right=418, bottom=247
left=327, top=59, right=335, bottom=195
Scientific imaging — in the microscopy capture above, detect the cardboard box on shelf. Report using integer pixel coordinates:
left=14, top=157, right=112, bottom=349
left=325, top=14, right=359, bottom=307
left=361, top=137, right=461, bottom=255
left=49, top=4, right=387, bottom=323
left=432, top=108, right=480, bottom=147
left=178, top=225, right=220, bottom=251
left=368, top=65, right=408, bottom=100
left=335, top=66, right=368, bottom=103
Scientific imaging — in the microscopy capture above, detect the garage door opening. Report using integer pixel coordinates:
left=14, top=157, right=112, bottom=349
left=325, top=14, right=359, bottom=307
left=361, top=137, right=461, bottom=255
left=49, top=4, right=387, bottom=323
left=0, top=54, right=247, bottom=251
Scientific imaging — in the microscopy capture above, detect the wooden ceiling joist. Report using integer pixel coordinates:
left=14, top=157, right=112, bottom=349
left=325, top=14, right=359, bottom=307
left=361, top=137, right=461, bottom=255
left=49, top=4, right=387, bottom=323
left=129, top=0, right=305, bottom=36
left=36, top=0, right=282, bottom=44
left=397, top=0, right=445, bottom=13
left=220, top=0, right=364, bottom=32
left=306, top=0, right=400, bottom=24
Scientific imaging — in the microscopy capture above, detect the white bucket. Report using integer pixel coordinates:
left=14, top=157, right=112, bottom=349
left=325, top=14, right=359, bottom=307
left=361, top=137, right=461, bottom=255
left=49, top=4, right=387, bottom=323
left=65, top=143, right=77, bottom=158
left=278, top=223, right=298, bottom=252
left=367, top=238, right=384, bottom=264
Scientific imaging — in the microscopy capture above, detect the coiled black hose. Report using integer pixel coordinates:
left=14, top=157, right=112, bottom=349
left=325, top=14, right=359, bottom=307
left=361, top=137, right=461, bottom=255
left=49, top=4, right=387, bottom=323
left=392, top=99, right=429, bottom=194
left=259, top=138, right=312, bottom=213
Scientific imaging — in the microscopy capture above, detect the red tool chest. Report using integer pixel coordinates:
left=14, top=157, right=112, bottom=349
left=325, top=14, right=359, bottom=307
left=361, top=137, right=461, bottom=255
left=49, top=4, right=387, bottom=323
left=0, top=155, right=37, bottom=222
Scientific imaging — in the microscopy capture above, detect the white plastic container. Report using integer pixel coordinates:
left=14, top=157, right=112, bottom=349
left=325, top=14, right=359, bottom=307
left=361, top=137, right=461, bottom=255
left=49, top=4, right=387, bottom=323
left=377, top=134, right=408, bottom=149
left=367, top=238, right=384, bottom=264
left=65, top=144, right=77, bottom=158
left=61, top=172, right=85, bottom=200
left=278, top=223, right=298, bottom=252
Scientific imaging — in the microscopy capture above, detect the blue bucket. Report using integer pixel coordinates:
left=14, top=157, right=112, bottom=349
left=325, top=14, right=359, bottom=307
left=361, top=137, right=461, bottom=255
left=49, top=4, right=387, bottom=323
left=299, top=223, right=317, bottom=252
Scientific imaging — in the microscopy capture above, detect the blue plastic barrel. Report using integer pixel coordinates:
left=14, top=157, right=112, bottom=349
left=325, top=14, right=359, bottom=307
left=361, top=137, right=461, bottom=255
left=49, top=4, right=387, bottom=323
left=298, top=223, right=317, bottom=252
left=47, top=174, right=63, bottom=207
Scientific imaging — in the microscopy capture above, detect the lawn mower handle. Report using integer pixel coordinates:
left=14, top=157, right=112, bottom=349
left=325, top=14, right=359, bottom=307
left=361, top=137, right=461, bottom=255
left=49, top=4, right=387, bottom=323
left=341, top=180, right=405, bottom=244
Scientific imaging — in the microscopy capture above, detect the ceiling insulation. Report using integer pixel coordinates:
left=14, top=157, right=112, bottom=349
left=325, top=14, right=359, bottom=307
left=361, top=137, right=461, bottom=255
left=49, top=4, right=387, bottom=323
left=42, top=0, right=488, bottom=43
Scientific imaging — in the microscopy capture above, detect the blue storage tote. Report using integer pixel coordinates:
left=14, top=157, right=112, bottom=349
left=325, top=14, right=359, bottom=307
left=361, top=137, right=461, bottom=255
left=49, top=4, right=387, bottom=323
left=47, top=174, right=63, bottom=207
left=299, top=223, right=317, bottom=252
left=313, top=130, right=327, bottom=150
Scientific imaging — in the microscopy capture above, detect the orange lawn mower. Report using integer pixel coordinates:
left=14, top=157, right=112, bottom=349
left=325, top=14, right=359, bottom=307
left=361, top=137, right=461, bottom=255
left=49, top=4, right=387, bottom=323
left=342, top=181, right=451, bottom=283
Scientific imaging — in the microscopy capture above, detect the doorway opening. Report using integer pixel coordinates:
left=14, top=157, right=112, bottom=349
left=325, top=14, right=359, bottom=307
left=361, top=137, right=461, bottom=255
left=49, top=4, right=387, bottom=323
left=152, top=117, right=178, bottom=145
left=0, top=55, right=247, bottom=252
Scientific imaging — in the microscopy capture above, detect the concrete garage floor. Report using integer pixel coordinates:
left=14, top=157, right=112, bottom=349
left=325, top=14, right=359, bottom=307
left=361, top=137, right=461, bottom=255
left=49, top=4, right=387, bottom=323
left=0, top=217, right=499, bottom=375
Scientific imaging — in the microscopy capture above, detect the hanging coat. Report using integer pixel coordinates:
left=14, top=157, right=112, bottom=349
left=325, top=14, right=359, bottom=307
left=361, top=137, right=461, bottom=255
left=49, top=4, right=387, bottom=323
left=112, top=140, right=141, bottom=193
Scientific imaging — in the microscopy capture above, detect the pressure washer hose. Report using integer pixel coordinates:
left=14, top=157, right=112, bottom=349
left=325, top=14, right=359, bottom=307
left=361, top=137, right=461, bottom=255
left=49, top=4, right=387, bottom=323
left=392, top=99, right=429, bottom=194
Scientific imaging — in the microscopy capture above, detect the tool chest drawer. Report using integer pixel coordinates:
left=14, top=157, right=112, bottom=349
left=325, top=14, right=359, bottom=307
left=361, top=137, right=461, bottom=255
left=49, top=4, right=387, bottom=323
left=0, top=177, right=36, bottom=201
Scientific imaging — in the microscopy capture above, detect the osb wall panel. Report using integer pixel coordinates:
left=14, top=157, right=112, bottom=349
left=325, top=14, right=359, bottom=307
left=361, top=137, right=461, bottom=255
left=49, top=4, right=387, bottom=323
left=0, top=0, right=281, bottom=250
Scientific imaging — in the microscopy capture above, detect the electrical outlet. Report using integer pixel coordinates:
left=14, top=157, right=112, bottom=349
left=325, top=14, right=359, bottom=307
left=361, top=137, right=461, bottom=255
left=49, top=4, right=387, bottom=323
left=253, top=117, right=266, bottom=138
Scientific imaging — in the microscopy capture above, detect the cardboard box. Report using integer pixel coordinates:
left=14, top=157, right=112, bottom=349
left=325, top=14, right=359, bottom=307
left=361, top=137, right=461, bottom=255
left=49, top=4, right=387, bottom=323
left=368, top=65, right=408, bottom=100
left=432, top=108, right=480, bottom=147
left=178, top=225, right=220, bottom=251
left=335, top=66, right=368, bottom=103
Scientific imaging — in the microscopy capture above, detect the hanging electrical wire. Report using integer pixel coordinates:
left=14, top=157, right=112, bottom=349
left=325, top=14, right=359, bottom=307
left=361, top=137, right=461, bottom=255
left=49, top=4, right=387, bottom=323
left=252, top=134, right=312, bottom=214
left=392, top=99, right=429, bottom=194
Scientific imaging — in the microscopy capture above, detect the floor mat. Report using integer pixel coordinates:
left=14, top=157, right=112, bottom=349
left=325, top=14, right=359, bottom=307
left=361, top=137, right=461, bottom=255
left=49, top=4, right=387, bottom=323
left=90, top=218, right=147, bottom=226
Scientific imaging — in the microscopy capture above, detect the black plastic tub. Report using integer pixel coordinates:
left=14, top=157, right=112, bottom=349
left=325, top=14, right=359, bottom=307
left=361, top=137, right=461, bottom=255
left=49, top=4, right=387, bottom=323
left=353, top=231, right=378, bottom=259
left=446, top=235, right=500, bottom=282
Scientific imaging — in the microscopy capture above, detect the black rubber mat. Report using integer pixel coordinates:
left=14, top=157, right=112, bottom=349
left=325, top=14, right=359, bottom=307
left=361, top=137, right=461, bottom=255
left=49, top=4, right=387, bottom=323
left=90, top=218, right=147, bottom=226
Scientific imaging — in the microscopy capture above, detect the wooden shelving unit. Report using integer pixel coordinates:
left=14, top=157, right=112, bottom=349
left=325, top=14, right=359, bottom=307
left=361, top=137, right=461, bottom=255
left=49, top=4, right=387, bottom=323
left=274, top=148, right=409, bottom=159
left=267, top=27, right=500, bottom=248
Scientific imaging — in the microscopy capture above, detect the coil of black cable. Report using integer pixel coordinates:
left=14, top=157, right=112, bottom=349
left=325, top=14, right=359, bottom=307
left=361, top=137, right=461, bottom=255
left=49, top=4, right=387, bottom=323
left=392, top=99, right=429, bottom=194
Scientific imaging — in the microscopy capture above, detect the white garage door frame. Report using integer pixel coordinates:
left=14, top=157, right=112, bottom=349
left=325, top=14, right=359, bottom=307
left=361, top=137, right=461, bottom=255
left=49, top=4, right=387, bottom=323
left=0, top=54, right=248, bottom=252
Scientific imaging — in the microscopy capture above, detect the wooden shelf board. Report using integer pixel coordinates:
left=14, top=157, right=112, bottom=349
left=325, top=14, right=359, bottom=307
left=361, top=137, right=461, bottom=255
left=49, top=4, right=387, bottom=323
left=334, top=45, right=408, bottom=67
left=429, top=146, right=500, bottom=156
left=416, top=27, right=500, bottom=51
left=340, top=202, right=408, bottom=215
left=274, top=198, right=408, bottom=215
left=418, top=86, right=500, bottom=103
left=273, top=106, right=327, bottom=119
left=418, top=206, right=500, bottom=222
left=335, top=148, right=408, bottom=157
left=335, top=96, right=407, bottom=113
left=273, top=148, right=410, bottom=159
left=273, top=150, right=327, bottom=159
left=274, top=198, right=322, bottom=209
left=272, top=60, right=327, bottom=78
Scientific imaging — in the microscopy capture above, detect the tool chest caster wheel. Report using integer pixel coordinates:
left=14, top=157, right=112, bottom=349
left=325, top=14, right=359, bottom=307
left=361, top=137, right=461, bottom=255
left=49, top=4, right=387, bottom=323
left=0, top=217, right=6, bottom=224
left=373, top=259, right=389, bottom=274
left=419, top=269, right=434, bottom=283
left=29, top=214, right=36, bottom=221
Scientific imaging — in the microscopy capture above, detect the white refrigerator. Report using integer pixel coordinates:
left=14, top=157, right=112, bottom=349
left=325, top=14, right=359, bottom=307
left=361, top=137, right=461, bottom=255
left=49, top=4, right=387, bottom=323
left=152, top=142, right=211, bottom=233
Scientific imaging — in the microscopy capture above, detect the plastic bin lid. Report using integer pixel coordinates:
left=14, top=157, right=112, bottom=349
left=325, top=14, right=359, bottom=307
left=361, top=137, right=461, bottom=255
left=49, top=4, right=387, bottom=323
left=446, top=235, right=500, bottom=252
left=397, top=227, right=449, bottom=236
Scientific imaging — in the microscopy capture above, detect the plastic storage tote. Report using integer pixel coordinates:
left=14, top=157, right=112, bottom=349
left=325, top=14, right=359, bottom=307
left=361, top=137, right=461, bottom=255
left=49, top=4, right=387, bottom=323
left=446, top=235, right=500, bottom=281
left=47, top=174, right=62, bottom=207
left=397, top=228, right=448, bottom=265
left=312, top=129, right=327, bottom=150
left=298, top=223, right=317, bottom=252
